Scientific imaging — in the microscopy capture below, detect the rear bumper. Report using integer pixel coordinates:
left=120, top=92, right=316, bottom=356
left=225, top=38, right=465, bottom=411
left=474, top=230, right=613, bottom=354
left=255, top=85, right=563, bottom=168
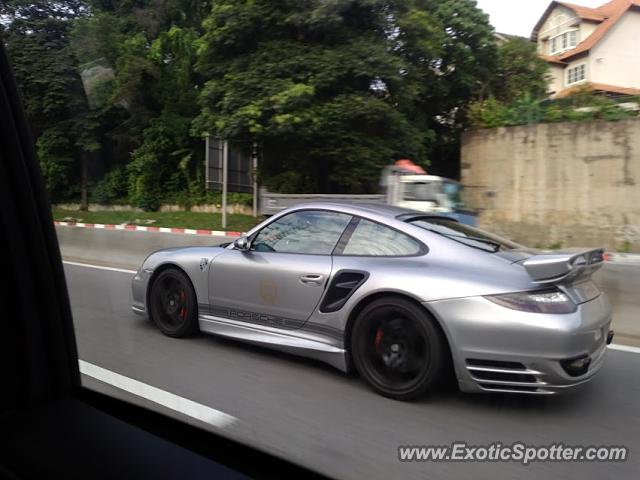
left=426, top=293, right=612, bottom=395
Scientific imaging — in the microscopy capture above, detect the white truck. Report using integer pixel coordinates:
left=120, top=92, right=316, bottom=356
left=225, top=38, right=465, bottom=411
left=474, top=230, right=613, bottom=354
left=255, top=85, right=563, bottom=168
left=259, top=163, right=477, bottom=225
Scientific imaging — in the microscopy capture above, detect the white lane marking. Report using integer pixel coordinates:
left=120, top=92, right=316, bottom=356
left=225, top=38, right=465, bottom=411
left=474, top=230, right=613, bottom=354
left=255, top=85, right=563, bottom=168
left=608, top=343, right=640, bottom=354
left=79, top=360, right=237, bottom=429
left=63, top=260, right=137, bottom=275
left=61, top=260, right=640, bottom=355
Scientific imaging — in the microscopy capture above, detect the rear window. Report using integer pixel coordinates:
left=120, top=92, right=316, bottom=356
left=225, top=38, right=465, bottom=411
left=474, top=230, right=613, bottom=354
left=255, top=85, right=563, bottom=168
left=406, top=217, right=522, bottom=252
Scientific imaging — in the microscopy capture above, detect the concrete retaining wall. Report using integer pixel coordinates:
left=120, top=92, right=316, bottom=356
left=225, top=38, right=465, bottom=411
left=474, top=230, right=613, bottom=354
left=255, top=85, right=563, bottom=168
left=461, top=118, right=640, bottom=251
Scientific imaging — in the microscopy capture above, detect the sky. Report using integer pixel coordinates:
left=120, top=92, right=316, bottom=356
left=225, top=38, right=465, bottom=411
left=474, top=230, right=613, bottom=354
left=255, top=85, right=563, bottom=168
left=475, top=0, right=606, bottom=38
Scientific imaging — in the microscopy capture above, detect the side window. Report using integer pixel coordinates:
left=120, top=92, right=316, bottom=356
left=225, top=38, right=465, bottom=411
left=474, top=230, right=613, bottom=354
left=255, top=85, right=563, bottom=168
left=342, top=219, right=421, bottom=256
left=252, top=210, right=351, bottom=254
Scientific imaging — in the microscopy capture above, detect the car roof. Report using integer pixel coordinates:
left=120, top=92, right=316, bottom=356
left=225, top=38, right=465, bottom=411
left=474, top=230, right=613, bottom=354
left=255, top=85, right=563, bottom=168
left=285, top=201, right=437, bottom=219
left=245, top=201, right=459, bottom=240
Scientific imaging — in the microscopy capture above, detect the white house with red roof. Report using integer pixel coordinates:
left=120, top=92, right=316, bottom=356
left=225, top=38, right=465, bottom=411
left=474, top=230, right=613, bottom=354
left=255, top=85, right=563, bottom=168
left=532, top=0, right=640, bottom=97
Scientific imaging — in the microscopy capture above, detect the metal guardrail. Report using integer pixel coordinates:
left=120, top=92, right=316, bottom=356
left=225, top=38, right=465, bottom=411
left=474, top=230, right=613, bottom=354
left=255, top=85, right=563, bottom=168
left=258, top=189, right=386, bottom=216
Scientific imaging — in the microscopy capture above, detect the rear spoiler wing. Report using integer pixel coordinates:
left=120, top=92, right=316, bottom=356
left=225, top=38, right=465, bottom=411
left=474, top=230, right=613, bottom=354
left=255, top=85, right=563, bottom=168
left=521, top=248, right=605, bottom=284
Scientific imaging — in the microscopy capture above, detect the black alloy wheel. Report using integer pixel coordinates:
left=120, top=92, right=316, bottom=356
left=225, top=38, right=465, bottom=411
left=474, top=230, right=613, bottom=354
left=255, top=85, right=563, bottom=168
left=149, top=268, right=198, bottom=337
left=351, top=297, right=448, bottom=400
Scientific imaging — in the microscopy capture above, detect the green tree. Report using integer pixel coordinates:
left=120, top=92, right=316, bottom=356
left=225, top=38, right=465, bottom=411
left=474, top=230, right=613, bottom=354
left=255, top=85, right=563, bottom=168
left=467, top=36, right=550, bottom=130
left=1, top=0, right=99, bottom=206
left=195, top=0, right=430, bottom=193
left=5, top=0, right=507, bottom=205
left=392, top=0, right=498, bottom=179
left=71, top=0, right=212, bottom=209
left=489, top=36, right=550, bottom=102
left=196, top=0, right=499, bottom=190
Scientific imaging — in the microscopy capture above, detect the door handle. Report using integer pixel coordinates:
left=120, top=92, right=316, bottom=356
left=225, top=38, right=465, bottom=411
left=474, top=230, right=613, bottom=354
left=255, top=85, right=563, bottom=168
left=300, top=274, right=324, bottom=286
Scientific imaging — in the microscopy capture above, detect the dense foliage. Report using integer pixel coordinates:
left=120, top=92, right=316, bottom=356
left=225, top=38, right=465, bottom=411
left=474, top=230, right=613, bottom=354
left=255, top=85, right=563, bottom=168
left=1, top=1, right=97, bottom=205
left=486, top=36, right=550, bottom=103
left=463, top=38, right=639, bottom=129
left=2, top=0, right=548, bottom=209
left=468, top=87, right=640, bottom=129
left=194, top=0, right=497, bottom=192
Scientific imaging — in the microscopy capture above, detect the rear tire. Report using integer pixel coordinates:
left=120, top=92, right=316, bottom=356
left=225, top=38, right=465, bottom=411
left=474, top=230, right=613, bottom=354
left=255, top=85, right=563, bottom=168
left=350, top=297, right=448, bottom=400
left=149, top=268, right=199, bottom=338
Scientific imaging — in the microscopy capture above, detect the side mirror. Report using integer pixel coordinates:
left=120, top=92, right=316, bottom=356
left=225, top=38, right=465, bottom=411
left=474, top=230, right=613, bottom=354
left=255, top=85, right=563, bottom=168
left=233, top=236, right=251, bottom=251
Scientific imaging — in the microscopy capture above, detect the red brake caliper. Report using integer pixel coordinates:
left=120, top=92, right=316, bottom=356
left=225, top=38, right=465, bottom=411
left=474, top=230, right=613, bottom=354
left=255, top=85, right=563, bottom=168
left=374, top=327, right=384, bottom=351
left=179, top=291, right=187, bottom=320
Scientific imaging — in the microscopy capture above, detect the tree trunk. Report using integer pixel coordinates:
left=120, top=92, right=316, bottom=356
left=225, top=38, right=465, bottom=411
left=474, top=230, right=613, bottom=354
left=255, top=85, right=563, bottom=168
left=80, top=151, right=88, bottom=211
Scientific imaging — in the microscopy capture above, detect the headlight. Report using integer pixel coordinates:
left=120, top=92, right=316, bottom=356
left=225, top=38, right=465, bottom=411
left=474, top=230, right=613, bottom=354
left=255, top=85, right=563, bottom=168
left=484, top=288, right=577, bottom=314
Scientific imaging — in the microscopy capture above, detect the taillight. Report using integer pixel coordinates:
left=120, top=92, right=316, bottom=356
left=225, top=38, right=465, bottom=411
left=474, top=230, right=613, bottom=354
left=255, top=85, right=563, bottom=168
left=484, top=288, right=577, bottom=314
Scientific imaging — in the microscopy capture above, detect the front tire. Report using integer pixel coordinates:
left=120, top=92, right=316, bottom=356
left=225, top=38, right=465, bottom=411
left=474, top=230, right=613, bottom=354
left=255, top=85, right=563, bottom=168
left=350, top=297, right=448, bottom=400
left=149, top=268, right=199, bottom=338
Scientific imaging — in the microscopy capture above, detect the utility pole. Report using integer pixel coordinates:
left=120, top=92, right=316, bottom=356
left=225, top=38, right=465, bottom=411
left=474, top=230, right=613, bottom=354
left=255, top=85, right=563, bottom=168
left=80, top=151, right=88, bottom=211
left=204, top=134, right=210, bottom=187
left=252, top=142, right=258, bottom=217
left=222, top=139, right=228, bottom=229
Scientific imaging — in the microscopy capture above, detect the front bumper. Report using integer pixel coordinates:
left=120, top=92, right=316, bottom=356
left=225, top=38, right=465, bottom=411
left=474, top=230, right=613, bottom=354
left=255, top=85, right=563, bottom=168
left=131, top=268, right=152, bottom=315
left=427, top=293, right=612, bottom=395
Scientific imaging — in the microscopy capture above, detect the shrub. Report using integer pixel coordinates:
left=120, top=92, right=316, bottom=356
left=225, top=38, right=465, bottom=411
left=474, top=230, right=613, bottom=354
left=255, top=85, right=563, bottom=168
left=468, top=98, right=509, bottom=129
left=468, top=90, right=639, bottom=129
left=91, top=166, right=129, bottom=204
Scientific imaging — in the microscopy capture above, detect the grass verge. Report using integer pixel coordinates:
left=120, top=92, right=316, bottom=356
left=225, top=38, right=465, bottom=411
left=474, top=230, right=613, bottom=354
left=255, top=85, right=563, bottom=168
left=52, top=208, right=262, bottom=232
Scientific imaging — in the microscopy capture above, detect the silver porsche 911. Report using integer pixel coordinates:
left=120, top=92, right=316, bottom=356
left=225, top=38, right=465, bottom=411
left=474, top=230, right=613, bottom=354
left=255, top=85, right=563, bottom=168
left=132, top=202, right=613, bottom=400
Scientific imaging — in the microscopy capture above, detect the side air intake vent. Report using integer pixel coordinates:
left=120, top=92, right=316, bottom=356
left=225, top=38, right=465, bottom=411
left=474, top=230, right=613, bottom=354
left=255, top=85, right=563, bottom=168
left=319, top=270, right=369, bottom=313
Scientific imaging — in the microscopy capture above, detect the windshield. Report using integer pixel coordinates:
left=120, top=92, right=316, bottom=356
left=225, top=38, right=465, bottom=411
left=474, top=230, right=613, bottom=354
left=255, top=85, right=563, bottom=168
left=402, top=180, right=467, bottom=210
left=407, top=217, right=523, bottom=251
left=402, top=181, right=440, bottom=202
left=442, top=181, right=463, bottom=208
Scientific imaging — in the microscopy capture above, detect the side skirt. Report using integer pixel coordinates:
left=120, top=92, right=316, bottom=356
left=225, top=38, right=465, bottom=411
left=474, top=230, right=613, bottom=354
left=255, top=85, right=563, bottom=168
left=198, top=314, right=349, bottom=372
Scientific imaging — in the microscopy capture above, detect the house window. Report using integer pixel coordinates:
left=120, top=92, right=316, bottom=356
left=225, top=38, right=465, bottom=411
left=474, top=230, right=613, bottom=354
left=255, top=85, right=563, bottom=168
left=549, top=29, right=579, bottom=54
left=567, top=63, right=586, bottom=85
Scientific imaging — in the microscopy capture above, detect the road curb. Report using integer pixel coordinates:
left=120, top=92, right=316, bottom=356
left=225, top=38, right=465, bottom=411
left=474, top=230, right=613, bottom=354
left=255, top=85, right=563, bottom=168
left=54, top=221, right=244, bottom=237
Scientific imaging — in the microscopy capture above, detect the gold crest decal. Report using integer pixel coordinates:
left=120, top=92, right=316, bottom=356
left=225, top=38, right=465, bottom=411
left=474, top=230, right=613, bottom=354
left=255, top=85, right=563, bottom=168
left=259, top=278, right=278, bottom=305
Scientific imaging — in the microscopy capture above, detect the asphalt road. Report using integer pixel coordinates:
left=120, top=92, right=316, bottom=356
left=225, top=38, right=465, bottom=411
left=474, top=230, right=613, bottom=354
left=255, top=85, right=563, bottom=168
left=594, top=264, right=640, bottom=342
left=56, top=225, right=640, bottom=345
left=65, top=262, right=640, bottom=480
left=56, top=225, right=231, bottom=270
